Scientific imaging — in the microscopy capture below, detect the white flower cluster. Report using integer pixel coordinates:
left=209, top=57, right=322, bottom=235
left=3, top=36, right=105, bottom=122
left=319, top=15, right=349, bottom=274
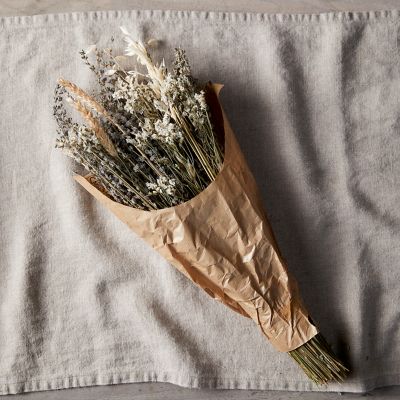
left=194, top=91, right=207, bottom=111
left=160, top=73, right=188, bottom=103
left=112, top=76, right=133, bottom=101
left=153, top=115, right=183, bottom=144
left=113, top=76, right=155, bottom=116
left=182, top=90, right=208, bottom=130
left=159, top=74, right=209, bottom=132
left=133, top=118, right=152, bottom=145
left=146, top=176, right=177, bottom=197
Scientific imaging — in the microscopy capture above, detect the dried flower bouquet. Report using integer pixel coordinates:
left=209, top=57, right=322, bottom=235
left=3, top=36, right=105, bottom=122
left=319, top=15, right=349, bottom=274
left=53, top=27, right=349, bottom=384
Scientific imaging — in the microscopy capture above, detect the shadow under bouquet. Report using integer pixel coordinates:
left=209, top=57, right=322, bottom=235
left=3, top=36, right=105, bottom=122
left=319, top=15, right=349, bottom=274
left=53, top=27, right=349, bottom=384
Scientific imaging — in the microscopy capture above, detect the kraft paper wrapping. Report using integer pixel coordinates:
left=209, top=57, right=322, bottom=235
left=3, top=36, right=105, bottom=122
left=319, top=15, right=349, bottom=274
left=74, top=83, right=318, bottom=352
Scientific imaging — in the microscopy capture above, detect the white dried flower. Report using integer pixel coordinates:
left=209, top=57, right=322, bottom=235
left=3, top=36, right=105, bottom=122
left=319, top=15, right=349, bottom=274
left=153, top=116, right=183, bottom=144
left=146, top=176, right=177, bottom=196
left=194, top=90, right=207, bottom=111
left=113, top=76, right=156, bottom=115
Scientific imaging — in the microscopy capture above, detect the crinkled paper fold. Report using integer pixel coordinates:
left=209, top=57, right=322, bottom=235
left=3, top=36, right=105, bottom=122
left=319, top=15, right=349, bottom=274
left=74, top=83, right=318, bottom=352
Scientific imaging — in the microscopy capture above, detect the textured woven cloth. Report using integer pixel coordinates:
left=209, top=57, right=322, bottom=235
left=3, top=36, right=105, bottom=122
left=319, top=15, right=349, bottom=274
left=0, top=8, right=400, bottom=395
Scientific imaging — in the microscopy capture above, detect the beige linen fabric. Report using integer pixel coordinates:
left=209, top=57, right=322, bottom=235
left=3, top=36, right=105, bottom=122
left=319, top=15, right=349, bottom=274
left=0, top=9, right=399, bottom=395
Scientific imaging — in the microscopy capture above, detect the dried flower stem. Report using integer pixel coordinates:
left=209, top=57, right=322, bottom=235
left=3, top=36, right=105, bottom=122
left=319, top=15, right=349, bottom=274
left=172, top=106, right=217, bottom=181
left=289, top=333, right=349, bottom=385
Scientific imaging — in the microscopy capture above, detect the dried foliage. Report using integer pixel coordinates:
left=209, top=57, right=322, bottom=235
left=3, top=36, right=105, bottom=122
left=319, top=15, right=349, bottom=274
left=54, top=27, right=223, bottom=210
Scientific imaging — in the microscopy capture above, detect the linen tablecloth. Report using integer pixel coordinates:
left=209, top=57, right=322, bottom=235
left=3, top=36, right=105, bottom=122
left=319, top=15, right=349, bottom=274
left=0, top=8, right=400, bottom=395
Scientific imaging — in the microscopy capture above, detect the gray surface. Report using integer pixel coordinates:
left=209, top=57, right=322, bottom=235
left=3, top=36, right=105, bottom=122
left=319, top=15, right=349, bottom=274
left=2, top=1, right=400, bottom=400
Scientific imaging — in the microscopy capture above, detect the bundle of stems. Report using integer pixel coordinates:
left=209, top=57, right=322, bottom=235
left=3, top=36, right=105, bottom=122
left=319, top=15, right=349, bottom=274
left=289, top=333, right=349, bottom=384
left=53, top=27, right=349, bottom=385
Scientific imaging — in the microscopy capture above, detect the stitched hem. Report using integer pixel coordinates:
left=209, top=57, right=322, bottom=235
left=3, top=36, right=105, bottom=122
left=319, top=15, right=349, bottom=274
left=0, top=370, right=399, bottom=395
left=0, top=8, right=400, bottom=27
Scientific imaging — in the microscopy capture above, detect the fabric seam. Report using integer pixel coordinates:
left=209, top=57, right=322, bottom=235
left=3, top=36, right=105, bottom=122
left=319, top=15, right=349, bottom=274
left=1, top=8, right=400, bottom=27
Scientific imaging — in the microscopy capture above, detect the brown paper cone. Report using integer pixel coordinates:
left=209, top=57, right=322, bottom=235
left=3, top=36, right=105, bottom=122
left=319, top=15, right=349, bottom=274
left=74, top=83, right=318, bottom=353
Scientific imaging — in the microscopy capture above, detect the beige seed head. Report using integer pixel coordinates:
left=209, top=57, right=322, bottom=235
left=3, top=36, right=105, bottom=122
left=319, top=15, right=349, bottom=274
left=58, top=78, right=111, bottom=119
left=66, top=97, right=118, bottom=158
